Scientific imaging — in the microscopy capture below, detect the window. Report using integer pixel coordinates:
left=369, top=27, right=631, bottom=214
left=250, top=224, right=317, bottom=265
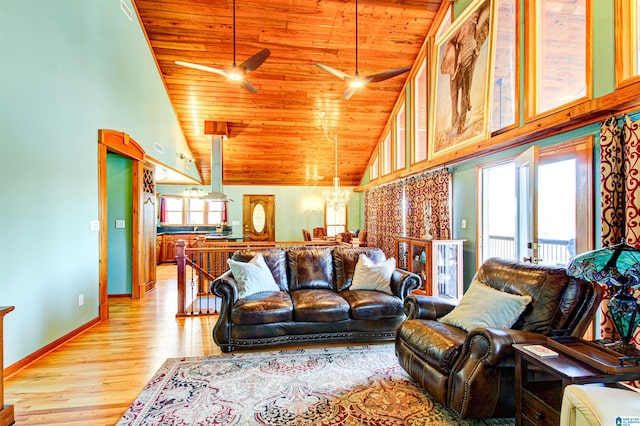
left=381, top=131, right=392, bottom=176
left=492, top=0, right=517, bottom=131
left=370, top=153, right=379, bottom=181
left=208, top=201, right=226, bottom=224
left=413, top=60, right=428, bottom=164
left=395, top=103, right=406, bottom=171
left=161, top=195, right=227, bottom=226
left=526, top=0, right=589, bottom=117
left=163, top=196, right=185, bottom=225
left=615, top=0, right=640, bottom=86
left=325, top=203, right=347, bottom=237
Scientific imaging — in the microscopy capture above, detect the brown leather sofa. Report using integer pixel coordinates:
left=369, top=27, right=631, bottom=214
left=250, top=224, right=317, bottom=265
left=212, top=246, right=420, bottom=352
left=395, top=257, right=603, bottom=419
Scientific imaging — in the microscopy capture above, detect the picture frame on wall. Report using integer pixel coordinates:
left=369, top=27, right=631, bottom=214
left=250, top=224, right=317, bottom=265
left=429, top=0, right=496, bottom=160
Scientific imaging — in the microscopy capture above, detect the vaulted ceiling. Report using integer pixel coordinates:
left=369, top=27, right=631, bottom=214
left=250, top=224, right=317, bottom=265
left=133, top=0, right=443, bottom=186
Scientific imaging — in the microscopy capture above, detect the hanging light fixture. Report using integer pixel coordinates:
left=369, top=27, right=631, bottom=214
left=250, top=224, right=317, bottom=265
left=321, top=112, right=350, bottom=209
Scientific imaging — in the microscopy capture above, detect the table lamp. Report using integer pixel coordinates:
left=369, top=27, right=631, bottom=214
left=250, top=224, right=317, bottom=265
left=567, top=240, right=640, bottom=346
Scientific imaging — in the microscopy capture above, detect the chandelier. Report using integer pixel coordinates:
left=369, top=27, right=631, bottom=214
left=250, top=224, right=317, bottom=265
left=321, top=113, right=350, bottom=209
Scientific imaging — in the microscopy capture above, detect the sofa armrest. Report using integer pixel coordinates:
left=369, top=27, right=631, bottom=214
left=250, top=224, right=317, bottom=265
left=211, top=270, right=239, bottom=352
left=211, top=270, right=239, bottom=303
left=403, top=294, right=457, bottom=320
left=390, top=269, right=421, bottom=299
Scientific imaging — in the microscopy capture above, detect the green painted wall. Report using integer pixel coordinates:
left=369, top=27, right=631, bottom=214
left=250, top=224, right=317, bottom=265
left=157, top=185, right=363, bottom=240
left=107, top=154, right=132, bottom=295
left=0, top=0, right=198, bottom=367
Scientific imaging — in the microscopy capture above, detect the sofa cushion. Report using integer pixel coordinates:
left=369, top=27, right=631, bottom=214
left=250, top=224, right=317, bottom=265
left=341, top=289, right=404, bottom=319
left=475, top=257, right=570, bottom=334
left=231, top=291, right=293, bottom=325
left=438, top=279, right=532, bottom=332
left=232, top=248, right=288, bottom=291
left=350, top=254, right=395, bottom=294
left=290, top=289, right=350, bottom=322
left=333, top=247, right=387, bottom=292
left=227, top=253, right=280, bottom=298
left=397, top=319, right=467, bottom=375
left=287, top=247, right=334, bottom=291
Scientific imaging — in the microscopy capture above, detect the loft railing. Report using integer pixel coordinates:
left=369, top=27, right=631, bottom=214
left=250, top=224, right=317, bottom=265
left=175, top=239, right=341, bottom=316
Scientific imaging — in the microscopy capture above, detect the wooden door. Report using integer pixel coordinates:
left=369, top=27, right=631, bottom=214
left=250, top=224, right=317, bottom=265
left=243, top=195, right=275, bottom=241
left=140, top=164, right=156, bottom=294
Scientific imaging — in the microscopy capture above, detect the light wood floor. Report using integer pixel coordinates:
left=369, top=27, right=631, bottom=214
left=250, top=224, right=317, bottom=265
left=5, top=264, right=223, bottom=425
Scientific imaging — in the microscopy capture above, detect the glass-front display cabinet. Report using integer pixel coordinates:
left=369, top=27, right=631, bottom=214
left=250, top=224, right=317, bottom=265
left=394, top=236, right=464, bottom=299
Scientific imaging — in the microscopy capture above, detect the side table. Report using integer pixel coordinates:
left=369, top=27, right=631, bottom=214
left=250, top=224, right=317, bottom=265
left=0, top=306, right=14, bottom=426
left=514, top=342, right=640, bottom=426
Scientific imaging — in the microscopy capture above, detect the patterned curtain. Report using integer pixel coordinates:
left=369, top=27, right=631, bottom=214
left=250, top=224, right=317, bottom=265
left=405, top=169, right=452, bottom=239
left=599, top=114, right=640, bottom=349
left=363, top=182, right=403, bottom=258
left=364, top=169, right=452, bottom=259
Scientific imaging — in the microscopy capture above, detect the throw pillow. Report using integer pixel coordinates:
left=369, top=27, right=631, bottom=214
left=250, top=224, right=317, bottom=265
left=350, top=253, right=395, bottom=295
left=438, top=279, right=532, bottom=331
left=227, top=253, right=280, bottom=298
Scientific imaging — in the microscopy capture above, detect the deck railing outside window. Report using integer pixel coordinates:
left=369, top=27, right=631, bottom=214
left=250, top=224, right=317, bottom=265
left=486, top=235, right=573, bottom=266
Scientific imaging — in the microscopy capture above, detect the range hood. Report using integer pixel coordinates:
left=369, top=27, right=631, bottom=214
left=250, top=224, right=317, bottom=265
left=201, top=135, right=232, bottom=202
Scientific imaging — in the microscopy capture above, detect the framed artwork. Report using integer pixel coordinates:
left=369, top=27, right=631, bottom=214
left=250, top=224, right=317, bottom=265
left=429, top=0, right=496, bottom=160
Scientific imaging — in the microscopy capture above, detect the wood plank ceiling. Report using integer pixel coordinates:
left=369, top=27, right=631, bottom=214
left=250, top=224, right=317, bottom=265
left=134, top=0, right=443, bottom=186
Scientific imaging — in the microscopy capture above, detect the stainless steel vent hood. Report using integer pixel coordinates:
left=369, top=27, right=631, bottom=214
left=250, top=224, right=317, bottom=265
left=202, top=135, right=232, bottom=202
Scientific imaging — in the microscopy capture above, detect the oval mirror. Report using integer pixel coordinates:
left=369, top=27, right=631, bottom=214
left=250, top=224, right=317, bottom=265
left=252, top=203, right=266, bottom=233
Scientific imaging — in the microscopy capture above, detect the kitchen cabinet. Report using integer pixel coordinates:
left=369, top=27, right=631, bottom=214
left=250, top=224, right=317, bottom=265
left=394, top=236, right=464, bottom=299
left=156, top=236, right=162, bottom=265
left=159, top=234, right=203, bottom=263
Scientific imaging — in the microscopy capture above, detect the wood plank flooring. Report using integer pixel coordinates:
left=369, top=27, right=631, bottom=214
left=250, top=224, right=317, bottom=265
left=4, top=264, right=223, bottom=425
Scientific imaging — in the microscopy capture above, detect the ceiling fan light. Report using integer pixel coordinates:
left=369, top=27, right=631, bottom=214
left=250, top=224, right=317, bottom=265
left=227, top=71, right=243, bottom=81
left=349, top=79, right=364, bottom=89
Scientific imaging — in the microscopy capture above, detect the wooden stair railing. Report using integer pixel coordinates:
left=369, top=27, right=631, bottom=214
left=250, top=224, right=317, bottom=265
left=175, top=239, right=341, bottom=316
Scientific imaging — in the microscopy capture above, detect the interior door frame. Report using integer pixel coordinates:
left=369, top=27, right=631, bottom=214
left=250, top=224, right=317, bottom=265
left=98, top=129, right=146, bottom=320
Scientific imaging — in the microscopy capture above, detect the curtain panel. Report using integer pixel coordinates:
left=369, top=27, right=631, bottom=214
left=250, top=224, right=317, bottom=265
left=405, top=169, right=452, bottom=240
left=599, top=114, right=640, bottom=349
left=364, top=169, right=452, bottom=259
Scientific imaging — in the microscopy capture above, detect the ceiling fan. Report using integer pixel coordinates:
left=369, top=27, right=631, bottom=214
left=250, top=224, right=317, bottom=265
left=175, top=0, right=270, bottom=94
left=316, top=0, right=411, bottom=100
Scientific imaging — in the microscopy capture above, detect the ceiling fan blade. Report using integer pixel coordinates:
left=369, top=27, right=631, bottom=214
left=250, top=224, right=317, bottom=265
left=175, top=61, right=228, bottom=78
left=240, top=48, right=271, bottom=73
left=343, top=86, right=359, bottom=100
left=238, top=78, right=259, bottom=94
left=365, top=66, right=411, bottom=83
left=315, top=63, right=352, bottom=80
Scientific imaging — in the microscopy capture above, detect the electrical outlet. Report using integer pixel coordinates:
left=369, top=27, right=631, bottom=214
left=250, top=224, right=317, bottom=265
left=232, top=220, right=240, bottom=225
left=78, top=294, right=84, bottom=306
left=461, top=219, right=467, bottom=229
left=90, top=220, right=100, bottom=231
left=115, top=219, right=126, bottom=229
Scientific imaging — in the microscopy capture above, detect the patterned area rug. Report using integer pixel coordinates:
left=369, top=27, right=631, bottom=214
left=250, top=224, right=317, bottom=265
left=118, top=344, right=514, bottom=425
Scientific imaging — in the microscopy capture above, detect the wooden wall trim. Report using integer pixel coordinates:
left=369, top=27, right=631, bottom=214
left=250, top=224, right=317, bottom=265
left=98, top=129, right=145, bottom=161
left=4, top=317, right=100, bottom=379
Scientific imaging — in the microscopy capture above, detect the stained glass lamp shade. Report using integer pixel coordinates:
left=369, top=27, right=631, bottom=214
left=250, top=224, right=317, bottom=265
left=567, top=241, right=640, bottom=345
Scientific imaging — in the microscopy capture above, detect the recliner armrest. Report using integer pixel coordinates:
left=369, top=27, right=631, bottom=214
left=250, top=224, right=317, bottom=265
left=461, top=327, right=547, bottom=366
left=390, top=269, right=421, bottom=299
left=403, top=294, right=458, bottom=320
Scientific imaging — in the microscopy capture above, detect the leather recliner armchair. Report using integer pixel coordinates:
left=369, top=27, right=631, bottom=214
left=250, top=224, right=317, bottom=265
left=395, top=258, right=603, bottom=419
